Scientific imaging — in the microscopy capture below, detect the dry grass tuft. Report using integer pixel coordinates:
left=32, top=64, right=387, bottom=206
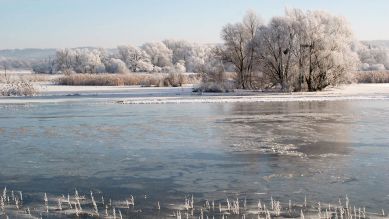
left=18, top=74, right=57, bottom=82
left=54, top=73, right=200, bottom=87
left=354, top=71, right=389, bottom=83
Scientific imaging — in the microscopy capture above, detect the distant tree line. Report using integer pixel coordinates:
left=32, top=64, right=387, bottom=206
left=31, top=41, right=222, bottom=75
left=355, top=42, right=389, bottom=71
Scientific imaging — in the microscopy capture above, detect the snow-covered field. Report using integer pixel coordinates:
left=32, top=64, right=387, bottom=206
left=1, top=83, right=389, bottom=104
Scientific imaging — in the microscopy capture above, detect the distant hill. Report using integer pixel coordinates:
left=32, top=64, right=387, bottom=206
left=0, top=48, right=118, bottom=59
left=0, top=48, right=57, bottom=69
left=0, top=48, right=117, bottom=70
left=0, top=48, right=56, bottom=60
left=361, top=40, right=389, bottom=50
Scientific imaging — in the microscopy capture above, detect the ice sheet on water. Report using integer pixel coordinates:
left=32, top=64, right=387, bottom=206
left=231, top=140, right=307, bottom=157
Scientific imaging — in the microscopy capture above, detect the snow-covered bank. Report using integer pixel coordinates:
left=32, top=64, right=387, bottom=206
left=36, top=83, right=194, bottom=95
left=1, top=83, right=389, bottom=104
left=117, top=94, right=389, bottom=104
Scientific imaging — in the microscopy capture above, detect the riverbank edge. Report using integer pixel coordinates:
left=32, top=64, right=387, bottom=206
left=1, top=83, right=389, bottom=104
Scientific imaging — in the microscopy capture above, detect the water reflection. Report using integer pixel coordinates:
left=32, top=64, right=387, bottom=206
left=220, top=101, right=353, bottom=156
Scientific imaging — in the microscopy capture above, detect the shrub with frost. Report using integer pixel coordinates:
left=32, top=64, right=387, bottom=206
left=0, top=81, right=38, bottom=96
left=174, top=60, right=186, bottom=73
left=136, top=60, right=154, bottom=72
left=141, top=42, right=173, bottom=68
left=117, top=45, right=152, bottom=72
left=105, top=58, right=129, bottom=74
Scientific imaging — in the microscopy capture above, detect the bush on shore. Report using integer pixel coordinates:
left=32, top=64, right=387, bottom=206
left=193, top=81, right=234, bottom=93
left=0, top=81, right=38, bottom=96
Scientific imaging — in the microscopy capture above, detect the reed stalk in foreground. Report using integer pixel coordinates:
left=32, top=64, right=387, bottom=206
left=0, top=186, right=387, bottom=219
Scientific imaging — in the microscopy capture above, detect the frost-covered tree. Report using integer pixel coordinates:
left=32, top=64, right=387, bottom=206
left=251, top=9, right=358, bottom=91
left=55, top=49, right=74, bottom=72
left=221, top=9, right=357, bottom=91
left=186, top=44, right=214, bottom=73
left=117, top=45, right=152, bottom=72
left=141, top=42, right=173, bottom=68
left=136, top=60, right=154, bottom=72
left=163, top=39, right=193, bottom=66
left=220, top=10, right=263, bottom=89
left=174, top=60, right=186, bottom=73
left=55, top=48, right=106, bottom=73
left=72, top=49, right=106, bottom=73
left=286, top=9, right=358, bottom=91
left=162, top=40, right=220, bottom=73
left=254, top=16, right=297, bottom=91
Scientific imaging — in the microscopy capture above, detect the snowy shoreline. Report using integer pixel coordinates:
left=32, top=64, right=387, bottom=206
left=1, top=83, right=389, bottom=104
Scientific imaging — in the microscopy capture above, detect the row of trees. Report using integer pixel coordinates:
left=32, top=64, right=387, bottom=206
left=219, top=9, right=359, bottom=91
left=33, top=41, right=219, bottom=75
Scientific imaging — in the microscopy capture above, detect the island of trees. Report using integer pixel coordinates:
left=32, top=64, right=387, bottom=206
left=4, top=8, right=389, bottom=92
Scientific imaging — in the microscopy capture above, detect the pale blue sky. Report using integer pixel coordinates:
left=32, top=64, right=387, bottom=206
left=0, top=0, right=388, bottom=49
